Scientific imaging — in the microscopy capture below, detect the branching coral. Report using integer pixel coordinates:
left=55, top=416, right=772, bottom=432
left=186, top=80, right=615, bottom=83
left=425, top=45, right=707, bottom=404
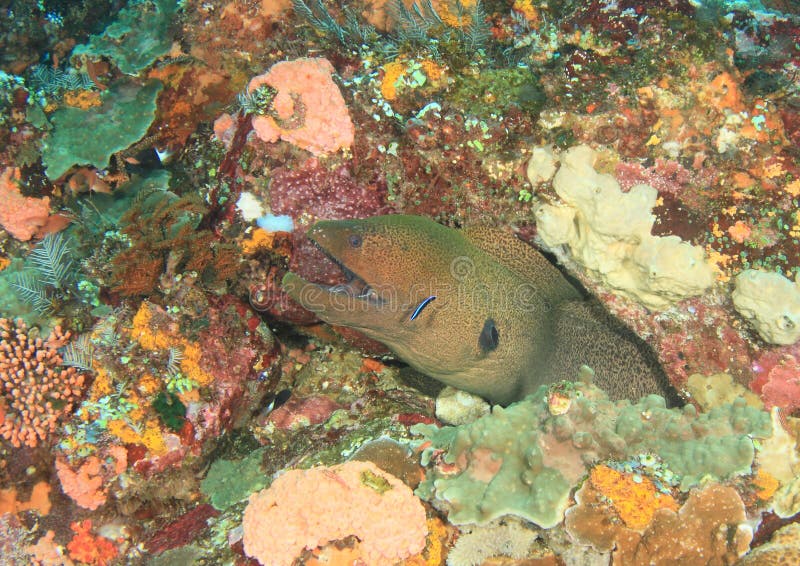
left=111, top=192, right=240, bottom=296
left=0, top=318, right=87, bottom=447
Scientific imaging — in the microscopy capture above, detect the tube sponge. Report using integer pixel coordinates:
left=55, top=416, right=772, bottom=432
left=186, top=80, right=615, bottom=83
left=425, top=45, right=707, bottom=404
left=532, top=145, right=714, bottom=309
left=732, top=269, right=800, bottom=345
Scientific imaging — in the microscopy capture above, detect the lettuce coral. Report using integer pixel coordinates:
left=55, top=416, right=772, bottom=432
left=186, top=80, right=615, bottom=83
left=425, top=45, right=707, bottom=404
left=531, top=145, right=714, bottom=309
left=413, top=378, right=771, bottom=528
left=242, top=461, right=427, bottom=565
left=41, top=79, right=162, bottom=180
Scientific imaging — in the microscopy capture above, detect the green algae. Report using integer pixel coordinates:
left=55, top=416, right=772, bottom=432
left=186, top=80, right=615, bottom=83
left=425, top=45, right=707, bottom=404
left=448, top=67, right=546, bottom=117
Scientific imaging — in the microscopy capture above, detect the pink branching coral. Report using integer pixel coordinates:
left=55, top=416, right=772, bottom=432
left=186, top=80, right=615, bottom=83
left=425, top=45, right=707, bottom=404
left=0, top=319, right=86, bottom=448
left=248, top=58, right=355, bottom=155
left=56, top=447, right=126, bottom=511
left=242, top=461, right=427, bottom=565
left=0, top=167, right=52, bottom=241
left=56, top=456, right=107, bottom=511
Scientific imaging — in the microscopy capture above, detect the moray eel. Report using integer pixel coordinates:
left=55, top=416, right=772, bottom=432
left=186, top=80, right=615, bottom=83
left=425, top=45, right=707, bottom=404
left=282, top=215, right=676, bottom=406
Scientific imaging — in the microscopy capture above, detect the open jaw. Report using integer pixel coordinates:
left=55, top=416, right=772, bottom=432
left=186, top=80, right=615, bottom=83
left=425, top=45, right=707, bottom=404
left=316, top=260, right=383, bottom=304
left=284, top=238, right=384, bottom=309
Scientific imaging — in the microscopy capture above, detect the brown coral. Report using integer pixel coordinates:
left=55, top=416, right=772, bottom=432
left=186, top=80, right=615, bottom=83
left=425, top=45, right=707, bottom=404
left=566, top=481, right=752, bottom=565
left=0, top=319, right=87, bottom=448
left=589, top=465, right=679, bottom=530
left=110, top=193, right=240, bottom=296
left=739, top=523, right=800, bottom=565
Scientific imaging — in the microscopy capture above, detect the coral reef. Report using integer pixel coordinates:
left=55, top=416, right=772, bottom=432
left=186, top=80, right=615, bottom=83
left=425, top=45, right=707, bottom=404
left=242, top=461, right=427, bottom=565
left=414, top=378, right=771, bottom=527
left=1, top=0, right=799, bottom=562
left=0, top=318, right=86, bottom=447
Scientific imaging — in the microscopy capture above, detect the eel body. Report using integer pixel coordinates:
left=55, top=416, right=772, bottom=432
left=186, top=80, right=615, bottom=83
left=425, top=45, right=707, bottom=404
left=282, top=215, right=675, bottom=406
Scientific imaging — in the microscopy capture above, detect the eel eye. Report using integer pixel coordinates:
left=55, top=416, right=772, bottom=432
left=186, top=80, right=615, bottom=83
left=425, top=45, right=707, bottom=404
left=479, top=318, right=500, bottom=353
left=348, top=234, right=363, bottom=248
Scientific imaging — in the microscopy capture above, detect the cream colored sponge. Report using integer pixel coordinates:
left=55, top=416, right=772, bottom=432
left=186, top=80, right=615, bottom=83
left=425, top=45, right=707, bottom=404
left=732, top=269, right=800, bottom=345
left=531, top=145, right=714, bottom=309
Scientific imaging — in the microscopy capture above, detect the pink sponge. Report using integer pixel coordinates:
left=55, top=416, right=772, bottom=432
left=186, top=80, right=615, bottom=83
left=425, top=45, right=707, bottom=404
left=0, top=167, right=51, bottom=241
left=242, top=461, right=427, bottom=565
left=248, top=58, right=354, bottom=155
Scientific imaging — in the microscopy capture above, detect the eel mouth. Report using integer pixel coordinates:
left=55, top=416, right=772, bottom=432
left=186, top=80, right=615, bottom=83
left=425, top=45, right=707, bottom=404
left=298, top=232, right=384, bottom=306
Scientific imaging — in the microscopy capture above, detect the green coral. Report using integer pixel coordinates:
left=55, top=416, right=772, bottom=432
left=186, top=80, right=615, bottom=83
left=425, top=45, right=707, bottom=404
left=71, top=0, right=180, bottom=76
left=201, top=447, right=269, bottom=510
left=152, top=391, right=186, bottom=432
left=42, top=79, right=162, bottom=180
left=413, top=379, right=771, bottom=528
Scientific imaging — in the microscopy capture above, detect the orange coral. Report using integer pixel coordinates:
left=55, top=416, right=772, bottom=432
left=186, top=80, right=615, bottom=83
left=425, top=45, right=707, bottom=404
left=700, top=72, right=744, bottom=113
left=0, top=481, right=51, bottom=516
left=56, top=456, right=107, bottom=511
left=728, top=220, right=752, bottom=244
left=241, top=228, right=275, bottom=255
left=589, top=464, right=679, bottom=530
left=753, top=469, right=780, bottom=501
left=381, top=61, right=407, bottom=101
left=420, top=59, right=444, bottom=82
left=243, top=461, right=427, bottom=565
left=248, top=58, right=354, bottom=155
left=0, top=319, right=87, bottom=447
left=435, top=0, right=476, bottom=27
left=107, top=418, right=167, bottom=455
left=130, top=302, right=214, bottom=387
left=63, top=90, right=102, bottom=109
left=67, top=520, right=118, bottom=566
left=512, top=0, right=539, bottom=24
left=0, top=167, right=52, bottom=241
